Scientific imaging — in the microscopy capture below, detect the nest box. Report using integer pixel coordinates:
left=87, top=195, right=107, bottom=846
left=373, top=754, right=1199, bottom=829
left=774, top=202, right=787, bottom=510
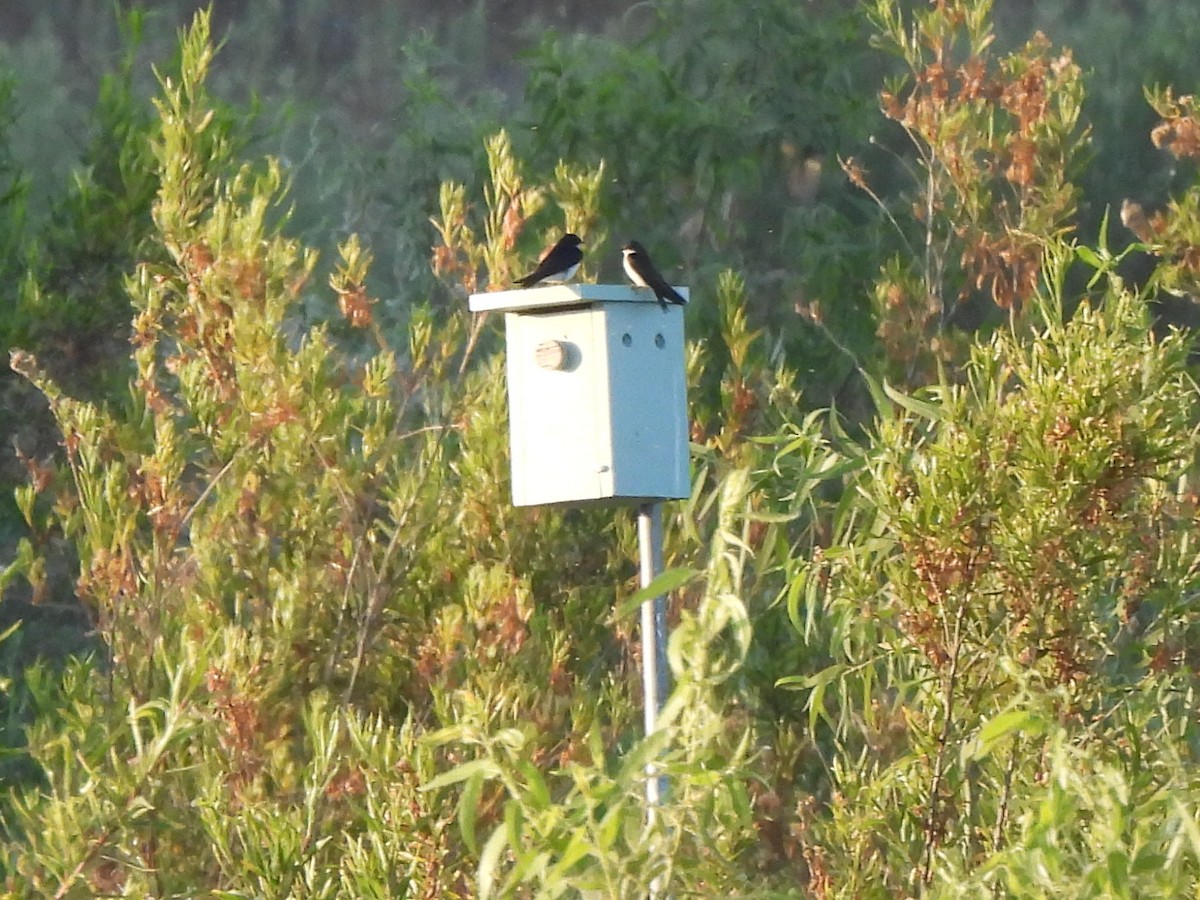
left=468, top=284, right=691, bottom=508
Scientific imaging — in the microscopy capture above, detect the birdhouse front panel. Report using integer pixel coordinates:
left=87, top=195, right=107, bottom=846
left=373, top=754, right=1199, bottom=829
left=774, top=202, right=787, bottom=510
left=505, top=308, right=615, bottom=506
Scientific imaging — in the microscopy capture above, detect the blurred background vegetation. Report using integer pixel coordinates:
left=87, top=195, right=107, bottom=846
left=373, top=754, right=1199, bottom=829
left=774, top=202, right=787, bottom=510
left=3, top=0, right=1197, bottom=426
left=3, top=0, right=1200, bottom=895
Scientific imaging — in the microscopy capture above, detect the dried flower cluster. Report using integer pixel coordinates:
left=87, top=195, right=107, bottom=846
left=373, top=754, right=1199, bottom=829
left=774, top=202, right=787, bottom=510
left=859, top=3, right=1086, bottom=385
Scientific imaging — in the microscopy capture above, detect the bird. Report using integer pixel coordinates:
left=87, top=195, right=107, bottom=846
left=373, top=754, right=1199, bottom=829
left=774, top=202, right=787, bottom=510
left=621, top=240, right=686, bottom=309
left=515, top=233, right=584, bottom=287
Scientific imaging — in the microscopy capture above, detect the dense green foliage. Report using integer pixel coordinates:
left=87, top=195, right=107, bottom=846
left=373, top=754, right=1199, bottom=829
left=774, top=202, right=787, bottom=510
left=3, top=1, right=1200, bottom=896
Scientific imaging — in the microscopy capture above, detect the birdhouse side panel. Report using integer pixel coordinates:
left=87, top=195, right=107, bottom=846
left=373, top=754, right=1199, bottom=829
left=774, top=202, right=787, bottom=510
left=504, top=310, right=614, bottom=506
left=603, top=304, right=690, bottom=500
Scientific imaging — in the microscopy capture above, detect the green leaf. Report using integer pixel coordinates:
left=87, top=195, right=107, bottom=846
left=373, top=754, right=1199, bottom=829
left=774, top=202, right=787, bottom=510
left=1075, top=244, right=1103, bottom=270
left=1173, top=797, right=1200, bottom=862
left=883, top=379, right=944, bottom=422
left=783, top=567, right=808, bottom=636
left=597, top=804, right=624, bottom=852
left=1129, top=851, right=1165, bottom=877
left=420, top=724, right=469, bottom=747
left=777, top=663, right=844, bottom=734
left=494, top=728, right=527, bottom=752
left=776, top=663, right=842, bottom=691
left=477, top=823, right=509, bottom=900
left=518, top=759, right=552, bottom=811
left=742, top=510, right=799, bottom=524
left=0, top=619, right=21, bottom=646
left=546, top=827, right=593, bottom=883
left=967, top=709, right=1045, bottom=762
left=1106, top=850, right=1128, bottom=895
left=420, top=757, right=502, bottom=793
left=859, top=369, right=893, bottom=419
left=459, top=770, right=485, bottom=856
left=614, top=566, right=702, bottom=618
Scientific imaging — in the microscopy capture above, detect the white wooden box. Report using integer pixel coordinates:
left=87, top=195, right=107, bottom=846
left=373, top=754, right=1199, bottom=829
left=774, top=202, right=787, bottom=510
left=469, top=284, right=690, bottom=507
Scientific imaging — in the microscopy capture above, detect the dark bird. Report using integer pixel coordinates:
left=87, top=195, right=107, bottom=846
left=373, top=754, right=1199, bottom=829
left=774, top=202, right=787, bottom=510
left=515, top=233, right=584, bottom=287
left=621, top=240, right=686, bottom=308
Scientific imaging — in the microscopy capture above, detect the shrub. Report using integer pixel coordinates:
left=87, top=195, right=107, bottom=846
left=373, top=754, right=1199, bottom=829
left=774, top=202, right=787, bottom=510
left=785, top=239, right=1200, bottom=895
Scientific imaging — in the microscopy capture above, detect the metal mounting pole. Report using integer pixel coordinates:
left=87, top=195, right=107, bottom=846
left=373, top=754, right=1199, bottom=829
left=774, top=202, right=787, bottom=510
left=637, top=501, right=670, bottom=812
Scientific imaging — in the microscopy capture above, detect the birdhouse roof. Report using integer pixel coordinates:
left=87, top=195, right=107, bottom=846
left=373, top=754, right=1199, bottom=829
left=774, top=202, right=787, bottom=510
left=468, top=283, right=688, bottom=313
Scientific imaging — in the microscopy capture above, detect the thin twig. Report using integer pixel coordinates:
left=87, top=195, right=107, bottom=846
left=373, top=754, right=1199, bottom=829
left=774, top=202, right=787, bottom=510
left=920, top=598, right=968, bottom=886
left=342, top=316, right=488, bottom=703
left=842, top=150, right=918, bottom=260
left=178, top=444, right=248, bottom=530
left=458, top=311, right=488, bottom=378
left=991, top=739, right=1020, bottom=853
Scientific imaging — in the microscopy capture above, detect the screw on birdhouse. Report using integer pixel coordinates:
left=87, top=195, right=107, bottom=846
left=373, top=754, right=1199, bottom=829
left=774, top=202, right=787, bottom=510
left=622, top=332, right=633, bottom=346
left=655, top=333, right=665, bottom=348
